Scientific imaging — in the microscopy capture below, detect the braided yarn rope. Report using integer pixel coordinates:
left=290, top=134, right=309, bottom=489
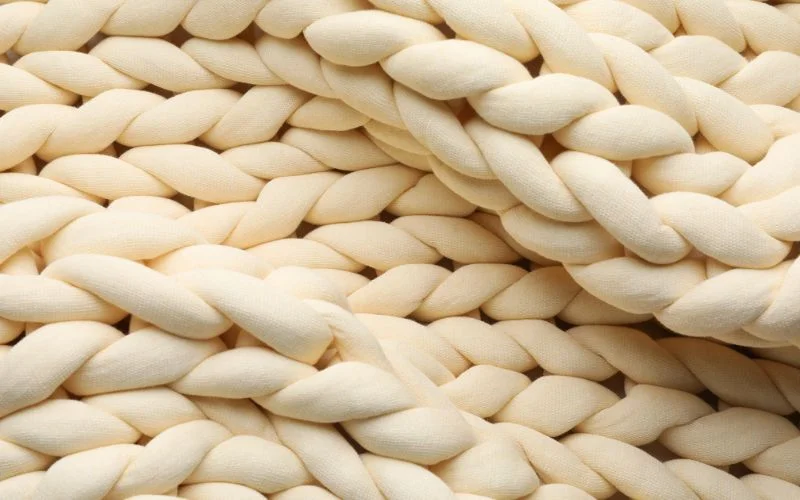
left=1, top=0, right=800, bottom=499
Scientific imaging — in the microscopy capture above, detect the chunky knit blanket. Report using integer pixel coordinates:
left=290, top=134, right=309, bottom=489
left=1, top=1, right=799, bottom=499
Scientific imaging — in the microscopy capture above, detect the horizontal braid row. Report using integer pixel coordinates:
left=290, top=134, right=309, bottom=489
left=6, top=33, right=800, bottom=267
left=0, top=0, right=369, bottom=53
left=230, top=257, right=800, bottom=350
left=0, top=218, right=645, bottom=347
left=296, top=254, right=800, bottom=350
left=11, top=24, right=800, bottom=120
left=1, top=91, right=799, bottom=270
left=354, top=316, right=800, bottom=417
left=302, top=6, right=798, bottom=148
left=336, top=263, right=647, bottom=325
left=3, top=19, right=791, bottom=267
left=0, top=249, right=487, bottom=470
left=335, top=314, right=800, bottom=497
left=3, top=93, right=800, bottom=272
left=228, top=234, right=800, bottom=348
left=370, top=0, right=800, bottom=96
left=353, top=316, right=800, bottom=492
left=4, top=19, right=800, bottom=151
left=0, top=381, right=526, bottom=499
left=4, top=195, right=800, bottom=345
left=0, top=200, right=578, bottom=344
left=0, top=32, right=398, bottom=106
left=0, top=195, right=515, bottom=270
left=2, top=316, right=798, bottom=499
left=0, top=379, right=478, bottom=500
left=0, top=86, right=376, bottom=160
left=0, top=125, right=469, bottom=211
left=371, top=0, right=800, bottom=60
left=2, top=10, right=798, bottom=156
left=2, top=87, right=799, bottom=228
left=0, top=32, right=396, bottom=108
left=2, top=0, right=798, bottom=57
left=6, top=418, right=799, bottom=500
left=0, top=323, right=559, bottom=499
left=22, top=282, right=799, bottom=422
left=0, top=392, right=315, bottom=498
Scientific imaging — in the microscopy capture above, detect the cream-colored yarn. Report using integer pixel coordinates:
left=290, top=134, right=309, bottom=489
left=2, top=301, right=799, bottom=498
left=3, top=8, right=800, bottom=341
left=0, top=196, right=658, bottom=345
left=0, top=197, right=797, bottom=496
left=2, top=304, right=800, bottom=498
left=294, top=7, right=800, bottom=343
left=3, top=0, right=800, bottom=498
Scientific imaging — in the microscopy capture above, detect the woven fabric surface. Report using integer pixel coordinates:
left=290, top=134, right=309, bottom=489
left=1, top=0, right=799, bottom=499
